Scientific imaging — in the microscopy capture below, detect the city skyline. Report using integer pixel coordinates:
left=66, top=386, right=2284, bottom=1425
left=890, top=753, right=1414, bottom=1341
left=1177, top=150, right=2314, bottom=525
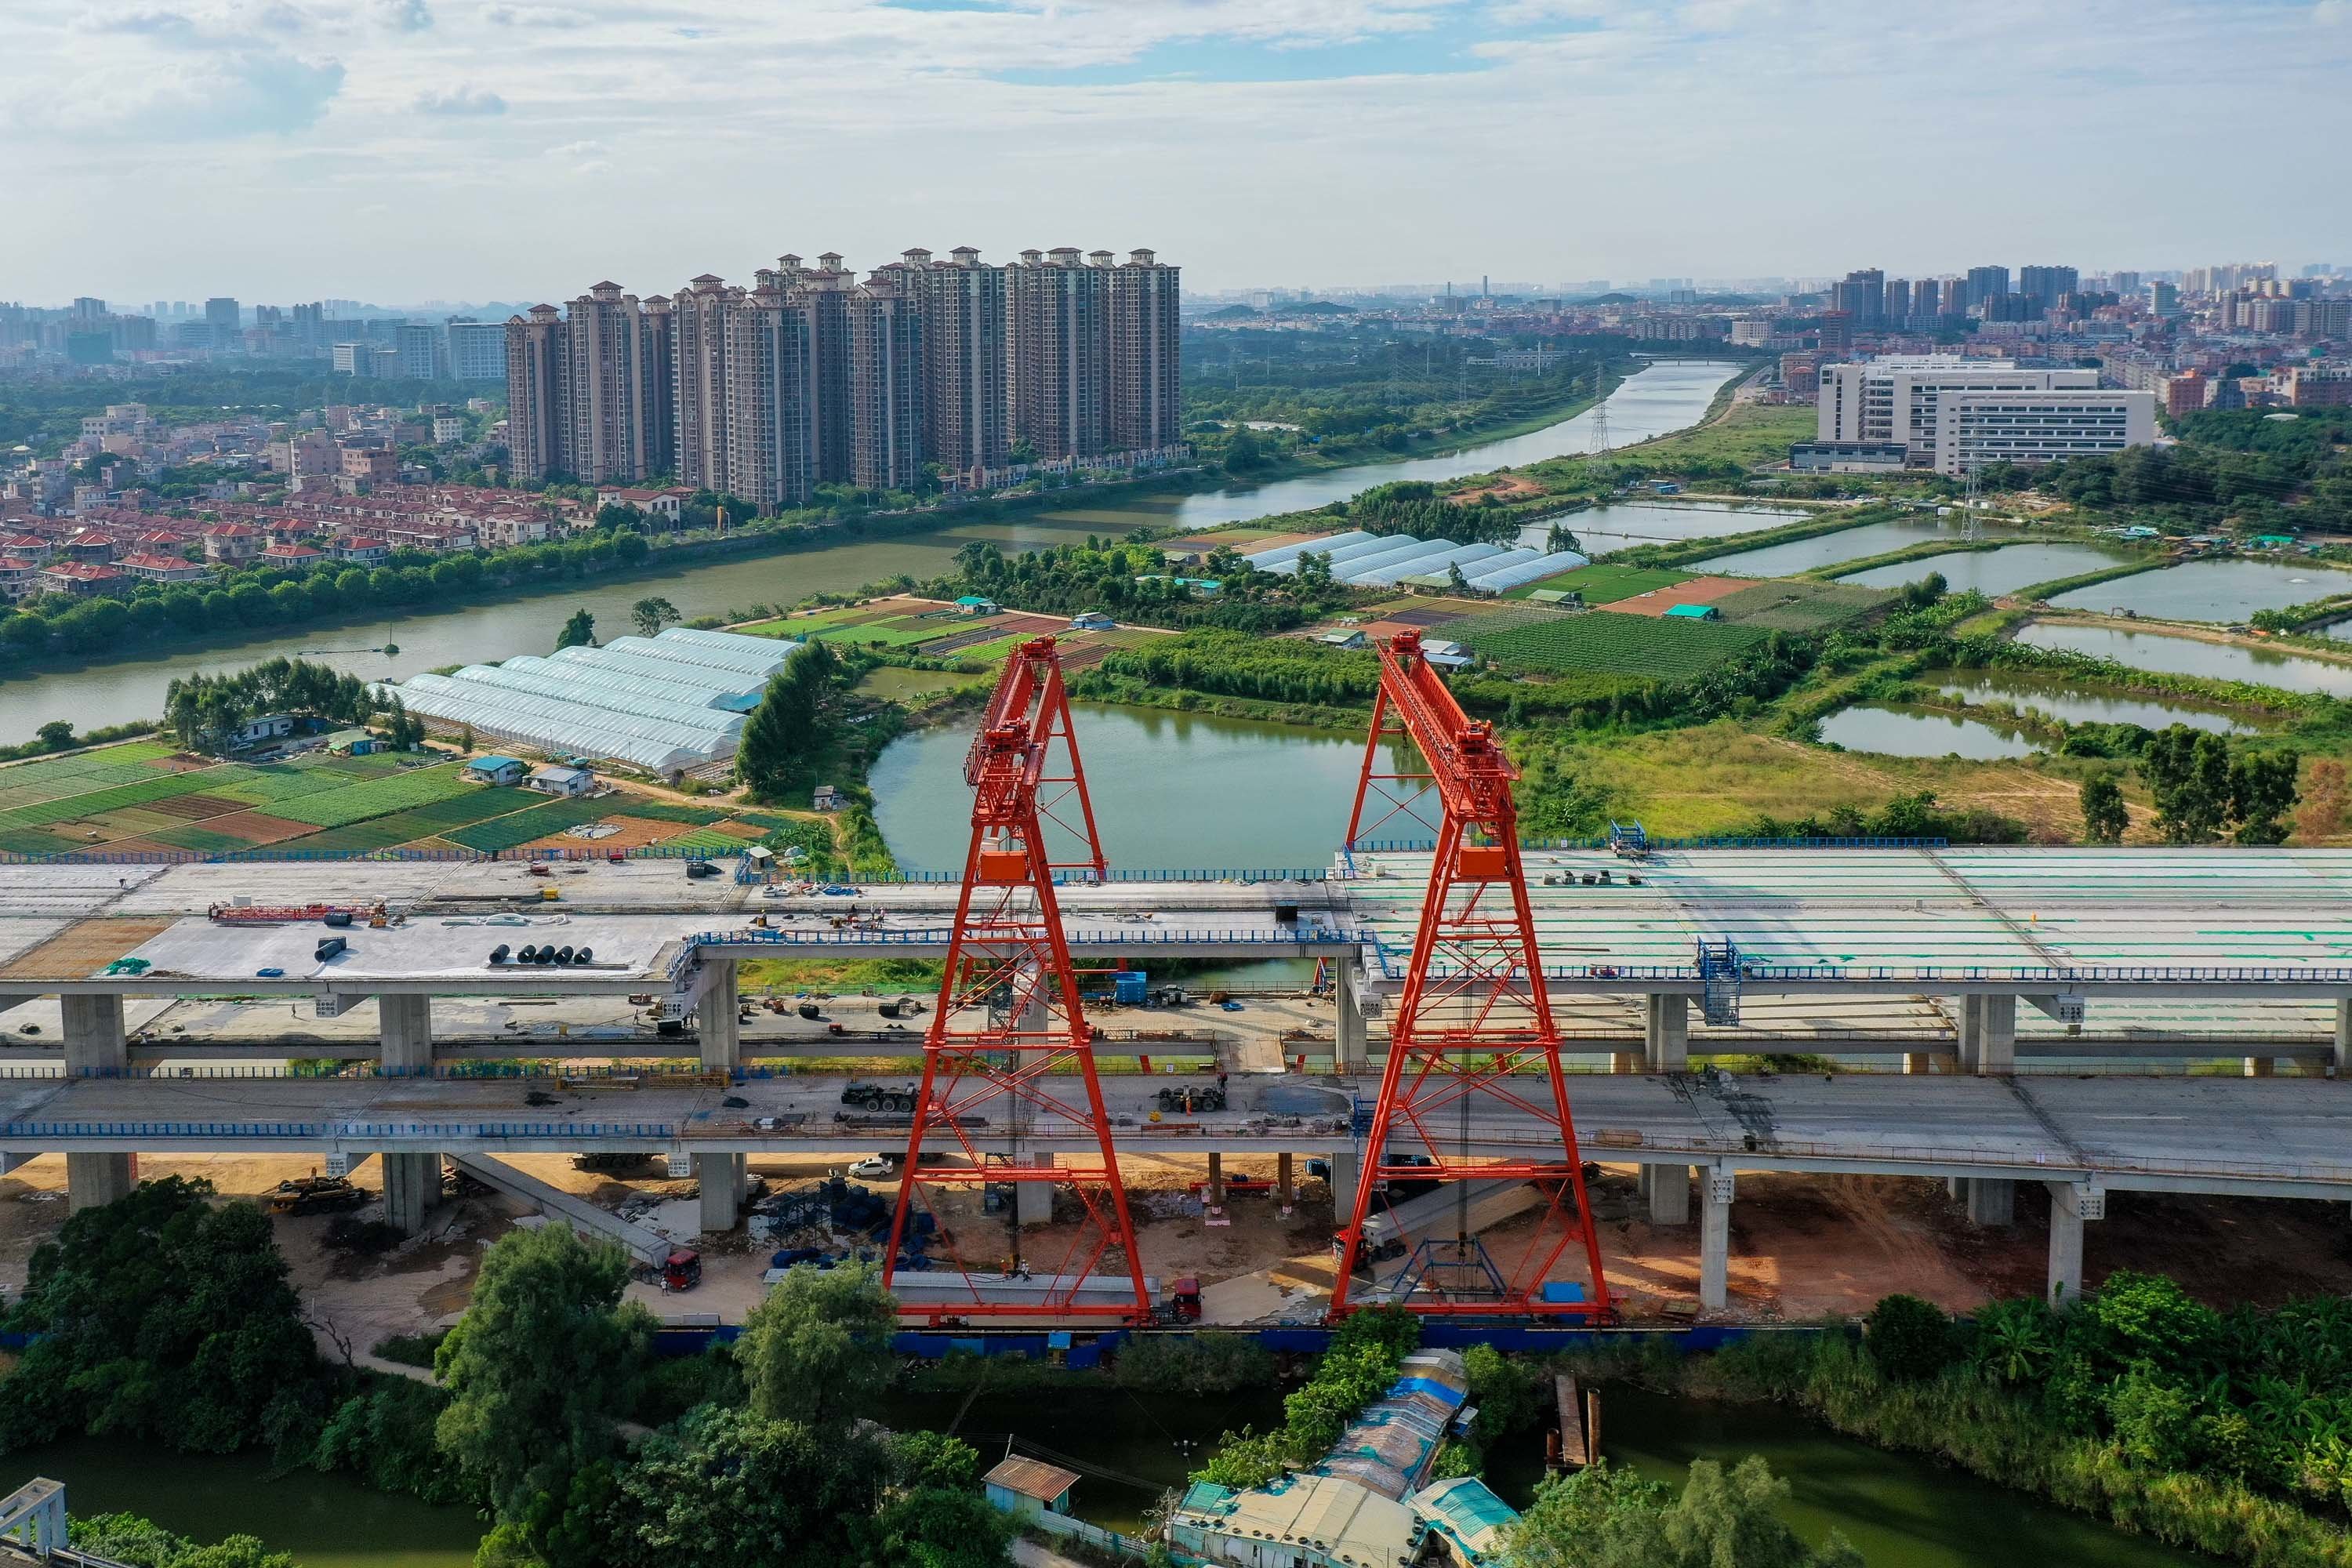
left=11, top=0, right=2352, bottom=303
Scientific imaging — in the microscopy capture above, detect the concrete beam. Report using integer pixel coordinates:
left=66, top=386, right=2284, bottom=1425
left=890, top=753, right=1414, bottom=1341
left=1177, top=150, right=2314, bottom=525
left=1698, top=1168, right=1733, bottom=1311
left=1644, top=994, right=1688, bottom=1073
left=62, top=993, right=132, bottom=1211
left=697, top=957, right=740, bottom=1073
left=2046, top=1181, right=2103, bottom=1308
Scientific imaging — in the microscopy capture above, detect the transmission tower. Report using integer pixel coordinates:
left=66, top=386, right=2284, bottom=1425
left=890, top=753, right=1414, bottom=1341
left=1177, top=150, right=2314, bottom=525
left=1961, top=465, right=1982, bottom=543
left=1587, top=376, right=1611, bottom=456
left=883, top=638, right=1149, bottom=1325
left=1332, top=632, right=1613, bottom=1321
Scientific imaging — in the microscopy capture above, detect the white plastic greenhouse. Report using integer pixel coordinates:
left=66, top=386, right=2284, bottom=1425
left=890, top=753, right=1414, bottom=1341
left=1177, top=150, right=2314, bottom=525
left=1346, top=542, right=1508, bottom=587
left=1263, top=534, right=1426, bottom=577
left=1315, top=537, right=1454, bottom=583
left=1465, top=550, right=1589, bottom=592
left=396, top=628, right=804, bottom=776
left=1400, top=546, right=1541, bottom=589
left=1240, top=530, right=1377, bottom=571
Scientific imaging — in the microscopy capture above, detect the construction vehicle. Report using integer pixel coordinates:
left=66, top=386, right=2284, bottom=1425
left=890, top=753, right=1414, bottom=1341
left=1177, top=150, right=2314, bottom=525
left=1155, top=1276, right=1204, bottom=1323
left=1338, top=1180, right=1545, bottom=1266
left=660, top=1248, right=702, bottom=1292
left=1155, top=1083, right=1226, bottom=1114
left=840, top=1080, right=920, bottom=1113
left=573, top=1152, right=656, bottom=1175
left=269, top=1174, right=369, bottom=1216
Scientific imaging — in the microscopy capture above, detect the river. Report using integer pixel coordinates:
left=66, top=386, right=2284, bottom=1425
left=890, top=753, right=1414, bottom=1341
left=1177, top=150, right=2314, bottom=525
left=0, top=362, right=1740, bottom=746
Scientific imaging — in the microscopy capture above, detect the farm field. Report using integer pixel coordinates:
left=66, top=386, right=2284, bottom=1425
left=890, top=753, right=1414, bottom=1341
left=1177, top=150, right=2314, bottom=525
left=0, top=740, right=823, bottom=864
left=1709, top=579, right=1890, bottom=633
left=1504, top=563, right=1694, bottom=604
left=1454, top=607, right=1769, bottom=679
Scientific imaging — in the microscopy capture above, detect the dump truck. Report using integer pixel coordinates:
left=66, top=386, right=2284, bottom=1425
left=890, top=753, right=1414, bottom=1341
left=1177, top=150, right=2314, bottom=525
left=840, top=1080, right=920, bottom=1113
left=1155, top=1084, right=1226, bottom=1114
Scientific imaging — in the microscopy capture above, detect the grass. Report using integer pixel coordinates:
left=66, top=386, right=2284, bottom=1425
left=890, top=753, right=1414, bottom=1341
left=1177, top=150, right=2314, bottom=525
left=147, top=825, right=255, bottom=854
left=1456, top=608, right=1769, bottom=679
left=256, top=818, right=419, bottom=854
left=208, top=760, right=361, bottom=806
left=1504, top=562, right=1693, bottom=604
left=808, top=621, right=947, bottom=649
left=665, top=825, right=759, bottom=852
left=0, top=768, right=238, bottom=829
left=1711, top=580, right=1891, bottom=632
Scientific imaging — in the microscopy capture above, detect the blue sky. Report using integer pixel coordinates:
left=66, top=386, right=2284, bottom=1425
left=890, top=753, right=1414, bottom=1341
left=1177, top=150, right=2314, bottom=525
left=10, top=0, right=2352, bottom=303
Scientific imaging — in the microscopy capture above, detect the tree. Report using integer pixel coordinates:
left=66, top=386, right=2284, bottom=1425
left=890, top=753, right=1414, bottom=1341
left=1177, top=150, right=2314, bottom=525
left=1864, top=1293, right=1957, bottom=1381
left=0, top=1177, right=324, bottom=1457
left=2296, top=757, right=2345, bottom=842
left=630, top=596, right=681, bottom=638
left=1545, top=521, right=1582, bottom=556
left=1224, top=426, right=1265, bottom=474
left=34, top=720, right=74, bottom=751
left=1504, top=1457, right=1860, bottom=1568
left=59, top=1512, right=296, bottom=1568
left=2079, top=773, right=2128, bottom=845
left=2227, top=748, right=2299, bottom=845
left=738, top=1259, right=897, bottom=1435
left=734, top=641, right=840, bottom=803
left=607, top=1404, right=884, bottom=1568
left=433, top=1223, right=656, bottom=1522
left=1447, top=561, right=1472, bottom=593
left=555, top=608, right=597, bottom=650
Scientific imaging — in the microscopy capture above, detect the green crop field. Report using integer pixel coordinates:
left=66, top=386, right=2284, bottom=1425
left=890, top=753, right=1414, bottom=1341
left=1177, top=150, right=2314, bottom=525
left=1504, top=563, right=1694, bottom=604
left=0, top=768, right=238, bottom=829
left=209, top=760, right=360, bottom=806
left=1710, top=579, right=1889, bottom=633
left=602, top=801, right=732, bottom=826
left=807, top=621, right=946, bottom=649
left=270, top=763, right=478, bottom=828
left=1457, top=609, right=1768, bottom=679
left=275, top=819, right=423, bottom=855
left=444, top=797, right=612, bottom=854
left=664, top=825, right=757, bottom=853
left=149, top=826, right=256, bottom=855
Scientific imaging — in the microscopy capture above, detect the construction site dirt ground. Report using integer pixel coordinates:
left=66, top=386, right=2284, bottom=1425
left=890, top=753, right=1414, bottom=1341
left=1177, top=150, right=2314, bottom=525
left=3, top=1153, right=2351, bottom=1356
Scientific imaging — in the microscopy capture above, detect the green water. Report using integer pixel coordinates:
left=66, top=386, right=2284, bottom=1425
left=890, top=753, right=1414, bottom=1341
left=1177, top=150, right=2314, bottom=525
left=2014, top=622, right=2352, bottom=696
left=7, top=1435, right=482, bottom=1567
left=1815, top=705, right=2041, bottom=760
left=853, top=666, right=993, bottom=702
left=1838, top=542, right=2136, bottom=596
left=869, top=702, right=1422, bottom=873
left=2048, top=558, right=2352, bottom=622
left=1490, top=1385, right=2217, bottom=1568
left=1925, top=669, right=2256, bottom=735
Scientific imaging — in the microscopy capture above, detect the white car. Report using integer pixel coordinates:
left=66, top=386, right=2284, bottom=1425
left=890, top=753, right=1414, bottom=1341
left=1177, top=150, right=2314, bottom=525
left=848, top=1154, right=900, bottom=1179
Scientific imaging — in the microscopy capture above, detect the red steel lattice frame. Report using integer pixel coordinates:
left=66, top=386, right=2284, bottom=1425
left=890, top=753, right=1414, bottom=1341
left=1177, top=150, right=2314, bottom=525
left=882, top=637, right=1151, bottom=1323
left=1331, top=630, right=1613, bottom=1319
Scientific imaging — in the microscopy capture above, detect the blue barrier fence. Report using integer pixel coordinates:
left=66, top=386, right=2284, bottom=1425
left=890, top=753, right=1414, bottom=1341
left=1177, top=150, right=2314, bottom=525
left=642, top=1321, right=1842, bottom=1360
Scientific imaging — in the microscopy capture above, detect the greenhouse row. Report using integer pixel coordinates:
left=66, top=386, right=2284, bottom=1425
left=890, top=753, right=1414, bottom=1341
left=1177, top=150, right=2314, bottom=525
left=1242, top=530, right=1587, bottom=593
left=395, top=627, right=800, bottom=777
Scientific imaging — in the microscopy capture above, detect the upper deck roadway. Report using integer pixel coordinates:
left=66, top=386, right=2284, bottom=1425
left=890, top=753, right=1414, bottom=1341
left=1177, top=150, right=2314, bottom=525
left=7, top=844, right=2352, bottom=1002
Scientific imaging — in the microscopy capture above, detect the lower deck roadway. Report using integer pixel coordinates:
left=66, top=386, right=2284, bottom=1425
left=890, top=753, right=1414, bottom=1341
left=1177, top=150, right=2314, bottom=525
left=2, top=1069, right=2345, bottom=1200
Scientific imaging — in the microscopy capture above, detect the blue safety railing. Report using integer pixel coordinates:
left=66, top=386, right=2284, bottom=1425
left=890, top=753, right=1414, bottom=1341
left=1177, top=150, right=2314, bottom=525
left=686, top=926, right=1357, bottom=951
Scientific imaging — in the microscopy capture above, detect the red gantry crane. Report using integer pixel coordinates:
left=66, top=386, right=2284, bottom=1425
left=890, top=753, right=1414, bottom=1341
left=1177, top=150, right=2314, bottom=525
left=882, top=638, right=1151, bottom=1323
left=1331, top=630, right=1613, bottom=1319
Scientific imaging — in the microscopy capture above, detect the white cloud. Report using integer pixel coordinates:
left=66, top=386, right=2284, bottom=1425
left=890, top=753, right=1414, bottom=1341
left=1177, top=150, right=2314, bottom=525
left=375, top=0, right=432, bottom=29
left=415, top=83, right=505, bottom=113
left=486, top=3, right=593, bottom=24
left=546, top=138, right=604, bottom=155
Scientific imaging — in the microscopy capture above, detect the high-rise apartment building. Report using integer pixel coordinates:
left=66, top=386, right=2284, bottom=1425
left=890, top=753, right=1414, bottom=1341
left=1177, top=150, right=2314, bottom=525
left=723, top=283, right=814, bottom=512
left=395, top=321, right=445, bottom=379
left=1008, top=248, right=1110, bottom=459
left=1911, top=278, right=1940, bottom=319
left=1882, top=279, right=1910, bottom=327
left=671, top=275, right=733, bottom=495
left=504, top=304, right=566, bottom=484
left=204, top=297, right=241, bottom=351
left=638, top=295, right=676, bottom=479
left=1831, top=268, right=1885, bottom=328
left=891, top=247, right=1007, bottom=476
left=1962, top=267, right=2010, bottom=315
left=561, top=283, right=651, bottom=484
left=848, top=270, right=924, bottom=493
left=771, top=254, right=857, bottom=487
left=2018, top=266, right=2078, bottom=311
left=446, top=319, right=506, bottom=381
left=1110, top=249, right=1181, bottom=454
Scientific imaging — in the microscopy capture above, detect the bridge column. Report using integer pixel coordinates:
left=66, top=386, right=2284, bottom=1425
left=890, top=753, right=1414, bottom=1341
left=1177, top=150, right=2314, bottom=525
left=62, top=993, right=133, bottom=1211
left=697, top=957, right=740, bottom=1074
left=1323, top=1146, right=1360, bottom=1216
left=1334, top=965, right=1368, bottom=1072
left=697, top=1154, right=743, bottom=1232
left=378, top=994, right=441, bottom=1235
left=1015, top=1154, right=1057, bottom=1227
left=1276, top=1152, right=1295, bottom=1207
left=1957, top=994, right=2015, bottom=1075
left=2243, top=1054, right=2275, bottom=1077
left=2045, top=1181, right=2102, bottom=1307
left=1698, top=1168, right=1733, bottom=1311
left=2335, top=998, right=2350, bottom=1079
left=1644, top=1161, right=1690, bottom=1225
left=1643, top=994, right=1688, bottom=1073
left=1962, top=1177, right=2015, bottom=1227
left=1207, top=1152, right=1225, bottom=1206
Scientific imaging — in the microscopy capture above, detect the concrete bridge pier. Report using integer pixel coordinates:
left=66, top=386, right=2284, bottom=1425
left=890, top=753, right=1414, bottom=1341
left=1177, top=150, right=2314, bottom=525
left=1698, top=1168, right=1734, bottom=1311
left=62, top=993, right=133, bottom=1211
left=1276, top=1152, right=1295, bottom=1206
left=1014, top=1155, right=1056, bottom=1226
left=1952, top=1177, right=2015, bottom=1227
left=696, top=957, right=739, bottom=1073
left=1206, top=1152, right=1225, bottom=1206
left=1334, top=965, right=1368, bottom=1072
left=1642, top=1161, right=1690, bottom=1225
left=1323, top=1146, right=1361, bottom=1216
left=378, top=994, right=441, bottom=1235
left=1644, top=995, right=1688, bottom=1073
left=1956, top=995, right=2016, bottom=1075
left=2335, top=997, right=2350, bottom=1078
left=697, top=1155, right=745, bottom=1233
left=2046, top=1181, right=2103, bottom=1306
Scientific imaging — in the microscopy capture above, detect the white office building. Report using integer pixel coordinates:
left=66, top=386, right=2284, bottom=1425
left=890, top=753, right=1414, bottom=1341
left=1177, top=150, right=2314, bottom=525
left=1932, top=389, right=2157, bottom=476
left=1818, top=356, right=2099, bottom=466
